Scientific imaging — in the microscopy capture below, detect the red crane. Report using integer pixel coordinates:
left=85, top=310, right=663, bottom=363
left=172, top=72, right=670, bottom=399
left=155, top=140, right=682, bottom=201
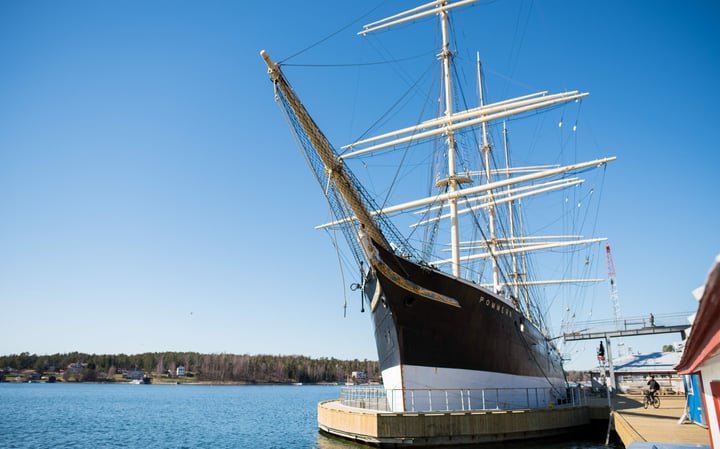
left=605, top=244, right=621, bottom=320
left=605, top=244, right=624, bottom=355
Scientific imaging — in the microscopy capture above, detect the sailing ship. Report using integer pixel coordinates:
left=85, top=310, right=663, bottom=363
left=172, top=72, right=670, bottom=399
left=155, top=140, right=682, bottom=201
left=262, top=0, right=615, bottom=412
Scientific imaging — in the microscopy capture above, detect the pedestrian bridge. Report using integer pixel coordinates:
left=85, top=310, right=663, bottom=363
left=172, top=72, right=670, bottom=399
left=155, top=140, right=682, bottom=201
left=562, top=312, right=692, bottom=342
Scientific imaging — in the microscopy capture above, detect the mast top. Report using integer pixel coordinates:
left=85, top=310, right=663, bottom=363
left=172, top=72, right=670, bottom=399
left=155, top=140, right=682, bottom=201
left=359, top=0, right=480, bottom=35
left=260, top=50, right=274, bottom=69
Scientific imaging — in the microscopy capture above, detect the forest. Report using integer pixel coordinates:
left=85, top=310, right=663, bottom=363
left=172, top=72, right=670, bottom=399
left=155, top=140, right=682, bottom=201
left=0, top=352, right=593, bottom=384
left=0, top=351, right=380, bottom=384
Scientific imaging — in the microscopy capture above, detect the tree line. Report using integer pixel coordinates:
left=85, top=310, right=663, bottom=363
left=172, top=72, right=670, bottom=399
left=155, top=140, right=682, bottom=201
left=0, top=351, right=380, bottom=384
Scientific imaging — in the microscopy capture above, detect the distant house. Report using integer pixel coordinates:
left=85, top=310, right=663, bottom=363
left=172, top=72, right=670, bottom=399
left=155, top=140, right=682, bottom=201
left=19, top=369, right=41, bottom=382
left=176, top=366, right=186, bottom=377
left=676, top=255, right=720, bottom=444
left=66, top=363, right=85, bottom=374
left=124, top=369, right=144, bottom=380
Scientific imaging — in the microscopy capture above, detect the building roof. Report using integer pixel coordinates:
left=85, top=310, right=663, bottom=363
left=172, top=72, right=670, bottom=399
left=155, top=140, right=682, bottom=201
left=609, top=351, right=683, bottom=374
left=675, top=256, right=720, bottom=374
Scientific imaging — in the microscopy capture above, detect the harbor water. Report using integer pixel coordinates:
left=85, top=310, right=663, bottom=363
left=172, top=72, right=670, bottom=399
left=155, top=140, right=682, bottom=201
left=0, top=383, right=613, bottom=448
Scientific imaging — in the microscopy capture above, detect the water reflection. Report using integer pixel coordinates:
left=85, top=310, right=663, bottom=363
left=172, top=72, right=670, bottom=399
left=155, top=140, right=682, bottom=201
left=314, top=430, right=616, bottom=449
left=315, top=432, right=367, bottom=448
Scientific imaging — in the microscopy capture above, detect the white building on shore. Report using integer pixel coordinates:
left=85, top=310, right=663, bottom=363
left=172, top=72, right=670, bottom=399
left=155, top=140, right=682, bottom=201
left=591, top=351, right=684, bottom=394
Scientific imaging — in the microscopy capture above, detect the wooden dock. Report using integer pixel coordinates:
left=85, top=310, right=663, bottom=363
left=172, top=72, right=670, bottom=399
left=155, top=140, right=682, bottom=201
left=319, top=399, right=593, bottom=447
left=609, top=394, right=709, bottom=448
left=318, top=393, right=711, bottom=448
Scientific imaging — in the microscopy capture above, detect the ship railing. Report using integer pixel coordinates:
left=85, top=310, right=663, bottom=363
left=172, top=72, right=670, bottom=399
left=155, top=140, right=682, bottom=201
left=340, top=385, right=586, bottom=412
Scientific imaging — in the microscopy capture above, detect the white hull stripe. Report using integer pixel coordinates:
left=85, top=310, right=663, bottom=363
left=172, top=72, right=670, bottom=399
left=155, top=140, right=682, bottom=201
left=380, top=364, right=566, bottom=412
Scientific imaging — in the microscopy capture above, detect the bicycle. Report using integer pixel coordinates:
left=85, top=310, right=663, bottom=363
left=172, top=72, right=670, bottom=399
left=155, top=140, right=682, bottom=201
left=643, top=391, right=660, bottom=409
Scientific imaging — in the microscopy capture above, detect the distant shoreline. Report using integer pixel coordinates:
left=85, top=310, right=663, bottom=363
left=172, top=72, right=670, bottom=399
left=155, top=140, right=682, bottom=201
left=0, top=352, right=381, bottom=385
left=2, top=376, right=353, bottom=386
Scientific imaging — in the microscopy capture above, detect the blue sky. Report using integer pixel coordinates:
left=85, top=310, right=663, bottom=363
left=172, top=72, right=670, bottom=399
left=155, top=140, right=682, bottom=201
left=1, top=0, right=718, bottom=371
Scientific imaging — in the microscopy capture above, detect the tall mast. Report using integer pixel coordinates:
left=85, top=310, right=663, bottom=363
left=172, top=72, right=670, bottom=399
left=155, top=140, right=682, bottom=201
left=503, top=122, right=522, bottom=310
left=477, top=52, right=499, bottom=292
left=440, top=6, right=461, bottom=277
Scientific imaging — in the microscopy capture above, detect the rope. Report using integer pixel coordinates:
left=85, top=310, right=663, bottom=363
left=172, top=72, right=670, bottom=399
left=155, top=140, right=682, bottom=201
left=330, top=223, right=349, bottom=318
left=280, top=52, right=432, bottom=68
left=342, top=57, right=436, bottom=153
left=278, top=2, right=386, bottom=65
left=515, top=318, right=567, bottom=398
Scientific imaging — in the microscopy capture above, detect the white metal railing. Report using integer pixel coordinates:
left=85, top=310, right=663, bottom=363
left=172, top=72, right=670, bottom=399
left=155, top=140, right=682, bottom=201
left=340, top=385, right=586, bottom=412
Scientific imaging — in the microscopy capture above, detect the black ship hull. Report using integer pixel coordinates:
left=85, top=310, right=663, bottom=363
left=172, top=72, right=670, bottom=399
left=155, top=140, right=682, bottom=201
left=363, top=242, right=566, bottom=411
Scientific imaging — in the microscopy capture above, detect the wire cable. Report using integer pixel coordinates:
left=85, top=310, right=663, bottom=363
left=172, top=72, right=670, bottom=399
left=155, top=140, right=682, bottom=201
left=278, top=2, right=386, bottom=65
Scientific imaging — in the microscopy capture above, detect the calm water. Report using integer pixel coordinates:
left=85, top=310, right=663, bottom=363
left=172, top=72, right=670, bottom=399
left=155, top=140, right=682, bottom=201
left=0, top=383, right=613, bottom=448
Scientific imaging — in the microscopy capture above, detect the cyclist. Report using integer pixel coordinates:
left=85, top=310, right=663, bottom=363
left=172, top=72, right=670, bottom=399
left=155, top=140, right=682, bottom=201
left=646, top=375, right=660, bottom=404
